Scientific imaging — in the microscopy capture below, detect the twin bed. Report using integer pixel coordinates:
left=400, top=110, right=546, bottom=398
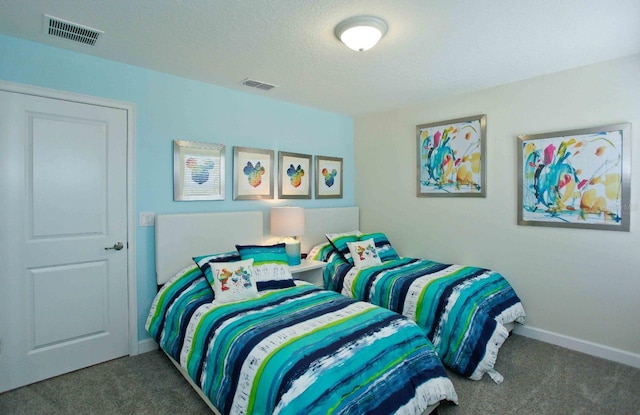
left=147, top=207, right=525, bottom=414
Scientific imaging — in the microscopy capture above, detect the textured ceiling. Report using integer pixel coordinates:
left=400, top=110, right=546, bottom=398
left=1, top=0, right=639, bottom=116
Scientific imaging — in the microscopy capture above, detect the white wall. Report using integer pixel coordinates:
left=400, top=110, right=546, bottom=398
left=354, top=55, right=640, bottom=363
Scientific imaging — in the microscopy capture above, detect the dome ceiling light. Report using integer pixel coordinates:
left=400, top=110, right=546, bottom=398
left=334, top=16, right=388, bottom=52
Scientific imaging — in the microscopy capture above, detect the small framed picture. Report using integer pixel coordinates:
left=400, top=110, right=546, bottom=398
left=173, top=140, right=225, bottom=201
left=233, top=146, right=274, bottom=200
left=417, top=114, right=486, bottom=197
left=315, top=156, right=343, bottom=199
left=278, top=151, right=312, bottom=199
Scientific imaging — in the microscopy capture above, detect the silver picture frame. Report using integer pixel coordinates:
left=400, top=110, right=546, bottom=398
left=416, top=114, right=487, bottom=197
left=315, top=155, right=343, bottom=199
left=173, top=140, right=225, bottom=201
left=278, top=151, right=312, bottom=199
left=233, top=146, right=274, bottom=200
left=517, top=123, right=631, bottom=231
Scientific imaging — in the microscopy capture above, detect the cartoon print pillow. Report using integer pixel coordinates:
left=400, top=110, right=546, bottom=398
left=209, top=259, right=258, bottom=303
left=346, top=238, right=382, bottom=269
left=193, top=251, right=241, bottom=285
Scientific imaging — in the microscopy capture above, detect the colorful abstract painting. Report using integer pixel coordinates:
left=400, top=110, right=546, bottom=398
left=518, top=123, right=630, bottom=231
left=233, top=147, right=274, bottom=200
left=417, top=115, right=486, bottom=197
left=278, top=151, right=311, bottom=199
left=173, top=140, right=225, bottom=201
left=315, top=156, right=343, bottom=199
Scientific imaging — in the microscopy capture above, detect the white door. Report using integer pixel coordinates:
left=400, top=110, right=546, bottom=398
left=0, top=89, right=129, bottom=392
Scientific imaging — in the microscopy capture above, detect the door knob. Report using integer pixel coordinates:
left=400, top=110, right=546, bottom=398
left=105, top=242, right=124, bottom=251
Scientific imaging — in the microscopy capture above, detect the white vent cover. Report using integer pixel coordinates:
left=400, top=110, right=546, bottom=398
left=241, top=78, right=278, bottom=91
left=43, top=14, right=103, bottom=46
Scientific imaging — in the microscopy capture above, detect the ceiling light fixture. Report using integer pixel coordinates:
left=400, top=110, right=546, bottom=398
left=334, top=16, right=388, bottom=52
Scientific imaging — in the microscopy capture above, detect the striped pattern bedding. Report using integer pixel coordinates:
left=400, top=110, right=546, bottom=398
left=146, top=265, right=457, bottom=415
left=324, top=256, right=526, bottom=382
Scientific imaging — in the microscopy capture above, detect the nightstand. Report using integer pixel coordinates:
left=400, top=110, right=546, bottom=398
left=290, top=259, right=326, bottom=287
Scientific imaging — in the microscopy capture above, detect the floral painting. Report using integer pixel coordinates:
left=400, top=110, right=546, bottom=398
left=417, top=114, right=486, bottom=197
left=173, top=140, right=225, bottom=201
left=518, top=123, right=630, bottom=231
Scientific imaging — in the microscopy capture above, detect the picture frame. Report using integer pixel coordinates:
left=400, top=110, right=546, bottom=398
left=517, top=123, right=631, bottom=231
left=233, top=146, right=274, bottom=200
left=315, top=155, right=343, bottom=199
left=416, top=114, right=486, bottom=197
left=278, top=151, right=312, bottom=199
left=173, top=140, right=225, bottom=201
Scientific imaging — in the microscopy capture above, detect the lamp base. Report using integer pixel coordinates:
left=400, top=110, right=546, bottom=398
left=284, top=239, right=301, bottom=266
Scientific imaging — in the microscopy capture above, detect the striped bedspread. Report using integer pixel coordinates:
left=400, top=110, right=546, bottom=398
left=146, top=265, right=457, bottom=415
left=324, top=257, right=526, bottom=382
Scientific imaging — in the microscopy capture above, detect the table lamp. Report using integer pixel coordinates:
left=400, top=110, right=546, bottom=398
left=270, top=206, right=305, bottom=266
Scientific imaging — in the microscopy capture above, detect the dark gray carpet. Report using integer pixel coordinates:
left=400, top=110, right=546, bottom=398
left=1, top=334, right=639, bottom=415
left=438, top=335, right=640, bottom=415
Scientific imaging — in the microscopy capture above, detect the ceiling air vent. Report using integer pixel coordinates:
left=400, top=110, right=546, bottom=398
left=241, top=78, right=278, bottom=91
left=43, top=14, right=103, bottom=46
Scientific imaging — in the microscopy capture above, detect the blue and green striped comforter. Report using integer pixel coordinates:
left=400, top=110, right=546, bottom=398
left=324, top=257, right=526, bottom=382
left=146, top=265, right=457, bottom=415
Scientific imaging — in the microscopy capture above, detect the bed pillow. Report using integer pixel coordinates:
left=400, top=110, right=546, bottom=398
left=236, top=243, right=289, bottom=266
left=209, top=259, right=258, bottom=303
left=325, top=230, right=362, bottom=264
left=251, top=263, right=296, bottom=291
left=347, top=238, right=382, bottom=268
left=307, top=241, right=340, bottom=262
left=193, top=251, right=241, bottom=285
left=358, top=232, right=400, bottom=262
left=236, top=243, right=293, bottom=290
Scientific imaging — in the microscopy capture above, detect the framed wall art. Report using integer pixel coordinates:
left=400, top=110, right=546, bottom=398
left=315, top=155, right=343, bottom=199
left=173, top=140, right=225, bottom=201
left=416, top=114, right=486, bottom=197
left=517, top=123, right=631, bottom=231
left=278, top=151, right=312, bottom=199
left=233, top=146, right=274, bottom=200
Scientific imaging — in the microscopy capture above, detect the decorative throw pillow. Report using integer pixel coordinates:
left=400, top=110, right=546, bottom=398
left=251, top=263, right=295, bottom=291
left=236, top=243, right=289, bottom=266
left=209, top=259, right=258, bottom=303
left=347, top=238, right=382, bottom=269
left=193, top=251, right=241, bottom=285
left=307, top=241, right=340, bottom=262
left=325, top=230, right=362, bottom=264
left=358, top=232, right=400, bottom=262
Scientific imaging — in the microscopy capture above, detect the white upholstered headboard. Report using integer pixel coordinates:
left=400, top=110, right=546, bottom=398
left=300, top=207, right=359, bottom=254
left=155, top=211, right=263, bottom=285
left=155, top=207, right=359, bottom=285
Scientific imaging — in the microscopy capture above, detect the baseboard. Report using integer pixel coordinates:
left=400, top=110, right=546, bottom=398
left=513, top=325, right=640, bottom=369
left=137, top=338, right=159, bottom=354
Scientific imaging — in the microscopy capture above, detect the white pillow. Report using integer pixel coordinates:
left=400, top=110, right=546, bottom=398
left=209, top=259, right=258, bottom=303
left=251, top=263, right=295, bottom=290
left=347, top=238, right=382, bottom=269
left=251, top=263, right=292, bottom=282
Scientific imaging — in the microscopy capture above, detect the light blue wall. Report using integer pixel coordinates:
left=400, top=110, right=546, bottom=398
left=0, top=34, right=354, bottom=342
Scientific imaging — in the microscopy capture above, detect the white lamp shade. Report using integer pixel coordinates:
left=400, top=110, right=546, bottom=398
left=271, top=207, right=305, bottom=237
left=335, top=16, right=388, bottom=52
